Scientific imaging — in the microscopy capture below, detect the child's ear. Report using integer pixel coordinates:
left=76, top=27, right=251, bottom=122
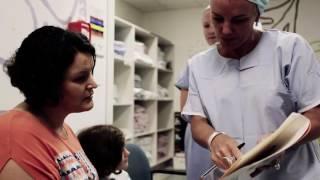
left=255, top=14, right=260, bottom=26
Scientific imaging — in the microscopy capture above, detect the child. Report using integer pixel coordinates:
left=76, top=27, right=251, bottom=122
left=78, top=125, right=130, bottom=180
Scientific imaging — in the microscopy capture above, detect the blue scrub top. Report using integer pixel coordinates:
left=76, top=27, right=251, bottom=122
left=183, top=30, right=320, bottom=179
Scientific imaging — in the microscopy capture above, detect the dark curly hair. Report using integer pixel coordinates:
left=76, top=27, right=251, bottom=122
left=3, top=26, right=96, bottom=111
left=78, top=125, right=125, bottom=178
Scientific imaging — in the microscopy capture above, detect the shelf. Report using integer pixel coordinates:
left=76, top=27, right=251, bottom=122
left=114, top=54, right=131, bottom=67
left=120, top=127, right=134, bottom=141
left=158, top=71, right=173, bottom=87
left=156, top=156, right=172, bottom=166
left=134, top=101, right=157, bottom=134
left=113, top=16, right=175, bottom=167
left=135, top=134, right=156, bottom=166
left=134, top=131, right=155, bottom=138
left=158, top=67, right=173, bottom=73
left=126, top=136, right=133, bottom=141
left=158, top=127, right=174, bottom=133
left=158, top=101, right=174, bottom=130
left=135, top=26, right=153, bottom=40
left=135, top=68, right=156, bottom=92
left=135, top=98, right=157, bottom=101
left=113, top=102, right=132, bottom=106
left=114, top=60, right=133, bottom=103
left=135, top=59, right=156, bottom=69
left=115, top=17, right=132, bottom=29
left=113, top=105, right=133, bottom=132
left=157, top=98, right=173, bottom=101
left=157, top=131, right=174, bottom=161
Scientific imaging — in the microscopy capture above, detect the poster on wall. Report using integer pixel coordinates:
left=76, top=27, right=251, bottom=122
left=90, top=16, right=105, bottom=57
left=261, top=0, right=320, bottom=57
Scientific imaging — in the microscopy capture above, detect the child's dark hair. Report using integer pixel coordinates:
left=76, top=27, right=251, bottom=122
left=78, top=125, right=125, bottom=178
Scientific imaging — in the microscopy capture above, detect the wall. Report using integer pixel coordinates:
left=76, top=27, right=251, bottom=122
left=115, top=0, right=144, bottom=27
left=0, top=0, right=111, bottom=133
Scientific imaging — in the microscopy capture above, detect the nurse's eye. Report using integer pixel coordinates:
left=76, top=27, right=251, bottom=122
left=203, top=23, right=210, bottom=28
left=232, top=18, right=249, bottom=24
left=213, top=17, right=224, bottom=23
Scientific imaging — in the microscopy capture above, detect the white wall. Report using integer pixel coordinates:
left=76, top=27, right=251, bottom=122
left=0, top=0, right=112, bottom=133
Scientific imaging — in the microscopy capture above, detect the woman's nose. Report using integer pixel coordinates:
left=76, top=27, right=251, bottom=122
left=88, top=75, right=98, bottom=89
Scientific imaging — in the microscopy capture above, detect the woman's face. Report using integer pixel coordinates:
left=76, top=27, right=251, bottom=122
left=202, top=9, right=216, bottom=45
left=210, top=0, right=258, bottom=51
left=58, top=52, right=97, bottom=113
left=117, top=147, right=130, bottom=170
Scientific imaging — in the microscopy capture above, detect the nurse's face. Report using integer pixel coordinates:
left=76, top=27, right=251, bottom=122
left=210, top=0, right=258, bottom=52
left=202, top=9, right=217, bottom=45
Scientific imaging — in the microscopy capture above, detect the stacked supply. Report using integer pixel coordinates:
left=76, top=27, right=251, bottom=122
left=114, top=40, right=127, bottom=58
left=158, top=84, right=169, bottom=99
left=157, top=133, right=170, bottom=159
left=157, top=47, right=171, bottom=70
left=134, top=104, right=149, bottom=134
left=135, top=136, right=153, bottom=161
left=134, top=88, right=158, bottom=100
left=134, top=74, right=143, bottom=88
left=134, top=41, right=154, bottom=65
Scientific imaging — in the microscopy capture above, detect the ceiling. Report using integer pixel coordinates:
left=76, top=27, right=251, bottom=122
left=121, top=0, right=210, bottom=12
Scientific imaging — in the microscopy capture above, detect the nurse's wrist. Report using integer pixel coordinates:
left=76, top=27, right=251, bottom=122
left=207, top=131, right=225, bottom=151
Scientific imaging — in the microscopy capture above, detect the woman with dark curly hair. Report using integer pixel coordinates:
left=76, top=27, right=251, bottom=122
left=78, top=125, right=131, bottom=180
left=0, top=26, right=98, bottom=179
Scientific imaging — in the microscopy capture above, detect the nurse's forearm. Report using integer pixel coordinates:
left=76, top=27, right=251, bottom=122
left=191, top=115, right=215, bottom=149
left=302, top=106, right=320, bottom=143
left=179, top=89, right=188, bottom=111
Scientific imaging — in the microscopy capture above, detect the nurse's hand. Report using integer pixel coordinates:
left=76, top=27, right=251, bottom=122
left=209, top=134, right=242, bottom=170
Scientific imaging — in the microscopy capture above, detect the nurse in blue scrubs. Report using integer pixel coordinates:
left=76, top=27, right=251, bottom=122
left=175, top=5, right=217, bottom=180
left=183, top=0, right=320, bottom=179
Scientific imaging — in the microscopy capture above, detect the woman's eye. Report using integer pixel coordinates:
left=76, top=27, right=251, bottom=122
left=74, top=75, right=88, bottom=83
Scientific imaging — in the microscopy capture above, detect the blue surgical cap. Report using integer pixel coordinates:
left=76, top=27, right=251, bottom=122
left=247, top=0, right=269, bottom=14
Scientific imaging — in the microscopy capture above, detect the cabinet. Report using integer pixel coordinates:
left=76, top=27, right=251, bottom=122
left=113, top=17, right=175, bottom=166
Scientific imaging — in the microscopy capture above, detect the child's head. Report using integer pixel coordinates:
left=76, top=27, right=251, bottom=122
left=78, top=125, right=129, bottom=178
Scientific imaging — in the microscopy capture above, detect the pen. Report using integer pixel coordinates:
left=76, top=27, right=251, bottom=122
left=237, top=142, right=245, bottom=150
left=200, top=142, right=246, bottom=179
